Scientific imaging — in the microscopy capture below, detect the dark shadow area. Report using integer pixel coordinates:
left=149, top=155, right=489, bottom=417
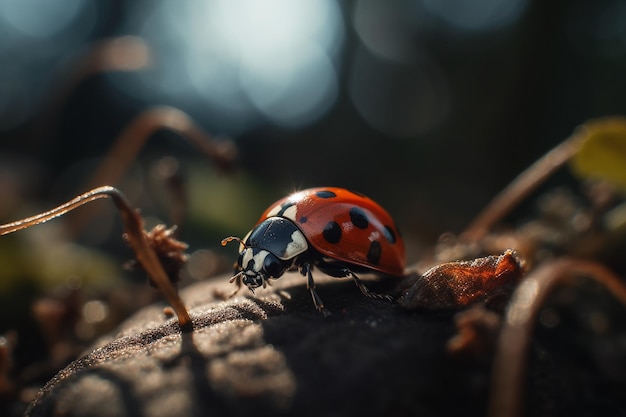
left=258, top=279, right=484, bottom=417
left=179, top=331, right=229, bottom=417
left=26, top=367, right=145, bottom=417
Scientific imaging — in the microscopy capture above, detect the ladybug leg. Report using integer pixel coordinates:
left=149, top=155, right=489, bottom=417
left=317, top=262, right=394, bottom=302
left=300, top=263, right=330, bottom=316
left=348, top=271, right=394, bottom=302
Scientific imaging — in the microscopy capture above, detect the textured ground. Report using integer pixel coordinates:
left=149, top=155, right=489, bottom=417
left=24, top=268, right=626, bottom=417
left=24, top=272, right=492, bottom=417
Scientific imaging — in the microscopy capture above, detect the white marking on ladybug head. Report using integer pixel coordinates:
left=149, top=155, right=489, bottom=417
left=241, top=248, right=253, bottom=270
left=240, top=248, right=272, bottom=290
left=281, top=205, right=298, bottom=222
left=266, top=204, right=282, bottom=217
left=284, top=229, right=308, bottom=258
left=252, top=250, right=271, bottom=273
left=241, top=248, right=271, bottom=274
left=266, top=203, right=298, bottom=222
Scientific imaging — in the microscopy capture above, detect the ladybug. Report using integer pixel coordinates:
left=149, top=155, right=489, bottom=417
left=221, top=187, right=406, bottom=313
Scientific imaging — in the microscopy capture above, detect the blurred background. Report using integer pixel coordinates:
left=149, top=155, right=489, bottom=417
left=1, top=0, right=626, bottom=411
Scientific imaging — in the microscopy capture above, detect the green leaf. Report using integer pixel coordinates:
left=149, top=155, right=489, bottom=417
left=570, top=117, right=626, bottom=190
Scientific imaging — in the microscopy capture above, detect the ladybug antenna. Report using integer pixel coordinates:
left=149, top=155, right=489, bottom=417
left=221, top=236, right=246, bottom=248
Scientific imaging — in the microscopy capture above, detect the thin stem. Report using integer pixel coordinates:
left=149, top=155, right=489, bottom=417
left=1, top=186, right=192, bottom=330
left=0, top=187, right=113, bottom=235
left=488, top=259, right=626, bottom=417
left=86, top=106, right=235, bottom=191
left=461, top=130, right=584, bottom=242
left=69, top=106, right=236, bottom=234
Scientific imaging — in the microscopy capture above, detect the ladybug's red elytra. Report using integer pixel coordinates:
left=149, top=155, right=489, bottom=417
left=222, top=187, right=406, bottom=313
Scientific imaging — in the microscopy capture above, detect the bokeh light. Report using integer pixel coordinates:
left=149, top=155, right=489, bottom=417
left=351, top=1, right=450, bottom=138
left=0, top=0, right=96, bottom=130
left=353, top=0, right=422, bottom=62
left=0, top=0, right=87, bottom=38
left=420, top=0, right=530, bottom=32
left=348, top=45, right=450, bottom=138
left=122, top=0, right=344, bottom=133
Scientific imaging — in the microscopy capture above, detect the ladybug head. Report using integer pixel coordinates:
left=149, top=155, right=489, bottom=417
left=239, top=248, right=289, bottom=290
left=222, top=236, right=292, bottom=292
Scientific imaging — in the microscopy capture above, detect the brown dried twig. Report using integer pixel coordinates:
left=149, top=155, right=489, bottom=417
left=84, top=106, right=236, bottom=192
left=0, top=186, right=192, bottom=330
left=69, top=106, right=237, bottom=234
left=461, top=132, right=584, bottom=242
left=488, top=258, right=626, bottom=417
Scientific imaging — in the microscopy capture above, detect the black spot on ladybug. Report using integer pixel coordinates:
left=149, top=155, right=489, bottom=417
left=383, top=225, right=396, bottom=243
left=367, top=241, right=382, bottom=265
left=299, top=216, right=308, bottom=224
left=316, top=190, right=337, bottom=199
left=323, top=221, right=342, bottom=244
left=349, top=207, right=369, bottom=229
left=277, top=202, right=295, bottom=216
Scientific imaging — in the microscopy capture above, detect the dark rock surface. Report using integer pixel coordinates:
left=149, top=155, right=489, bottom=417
left=25, top=273, right=488, bottom=417
left=22, top=266, right=626, bottom=417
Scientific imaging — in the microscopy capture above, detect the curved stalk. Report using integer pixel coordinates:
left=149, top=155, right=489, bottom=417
left=462, top=134, right=583, bottom=241
left=1, top=186, right=192, bottom=330
left=488, top=259, right=626, bottom=417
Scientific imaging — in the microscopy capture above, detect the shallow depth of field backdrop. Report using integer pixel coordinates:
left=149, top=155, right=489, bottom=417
left=0, top=0, right=625, bottom=411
